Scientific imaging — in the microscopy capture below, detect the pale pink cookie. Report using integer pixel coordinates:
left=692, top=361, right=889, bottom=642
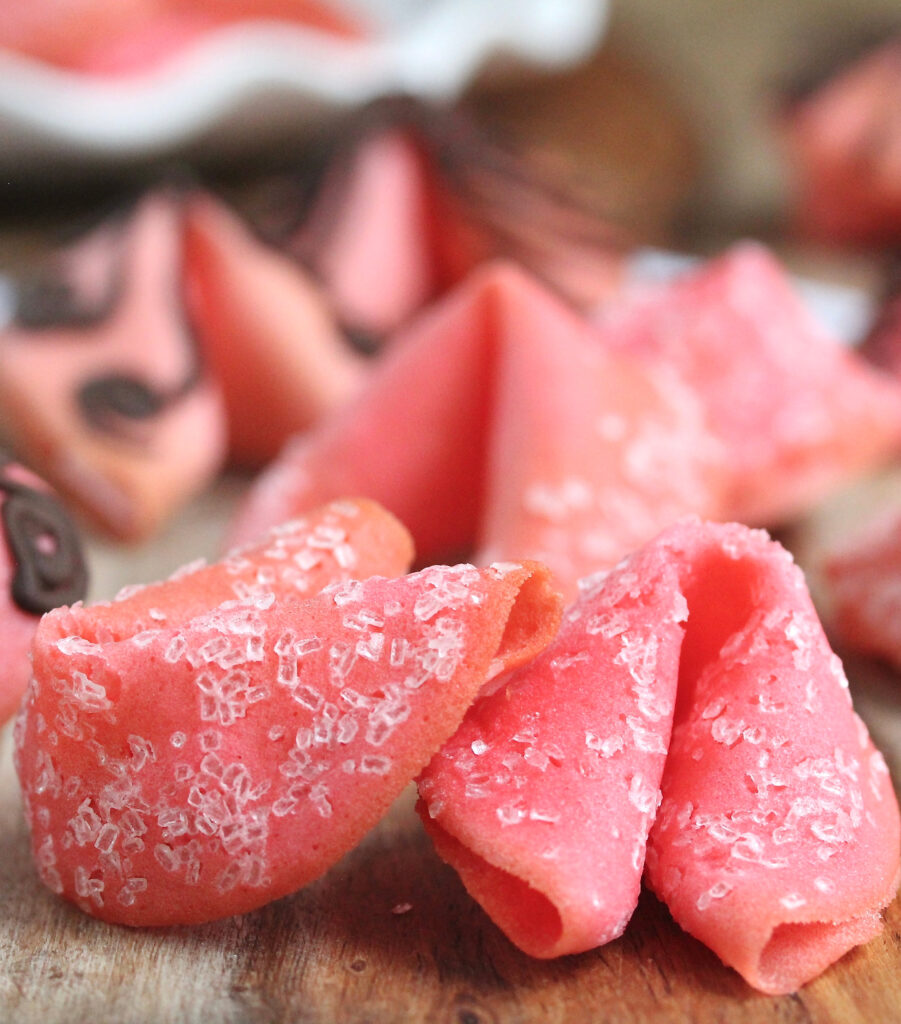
left=644, top=520, right=900, bottom=995
left=474, top=264, right=726, bottom=600
left=227, top=262, right=506, bottom=562
left=0, top=189, right=227, bottom=540
left=420, top=519, right=900, bottom=993
left=229, top=262, right=726, bottom=586
left=183, top=191, right=367, bottom=467
left=418, top=542, right=686, bottom=958
left=15, top=499, right=561, bottom=924
left=596, top=243, right=901, bottom=526
left=0, top=0, right=153, bottom=71
left=0, top=0, right=363, bottom=75
left=287, top=124, right=437, bottom=339
left=0, top=453, right=87, bottom=724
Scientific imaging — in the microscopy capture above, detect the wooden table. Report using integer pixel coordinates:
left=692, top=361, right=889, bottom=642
left=1, top=732, right=899, bottom=1024
left=1, top=718, right=899, bottom=1024
left=0, top=476, right=898, bottom=1024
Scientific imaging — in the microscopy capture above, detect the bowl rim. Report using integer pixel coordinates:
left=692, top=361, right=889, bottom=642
left=0, top=0, right=610, bottom=160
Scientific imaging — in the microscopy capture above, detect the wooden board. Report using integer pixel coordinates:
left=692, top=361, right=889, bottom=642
left=1, top=719, right=900, bottom=1024
left=0, top=482, right=900, bottom=1024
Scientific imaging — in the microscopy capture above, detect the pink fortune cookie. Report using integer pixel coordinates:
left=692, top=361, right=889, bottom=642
left=776, top=36, right=901, bottom=247
left=473, top=266, right=725, bottom=599
left=229, top=262, right=725, bottom=595
left=0, top=454, right=87, bottom=724
left=818, top=498, right=901, bottom=669
left=287, top=124, right=438, bottom=339
left=262, top=100, right=625, bottom=337
left=227, top=263, right=506, bottom=563
left=418, top=519, right=900, bottom=995
left=596, top=243, right=901, bottom=526
left=0, top=0, right=155, bottom=71
left=0, top=189, right=227, bottom=541
left=81, top=1, right=365, bottom=77
left=183, top=191, right=367, bottom=468
left=15, top=498, right=562, bottom=926
left=645, top=520, right=900, bottom=995
left=417, top=540, right=686, bottom=959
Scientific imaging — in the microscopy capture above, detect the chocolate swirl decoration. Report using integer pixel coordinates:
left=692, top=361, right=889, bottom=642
left=339, top=324, right=381, bottom=357
left=0, top=456, right=88, bottom=615
left=232, top=149, right=387, bottom=358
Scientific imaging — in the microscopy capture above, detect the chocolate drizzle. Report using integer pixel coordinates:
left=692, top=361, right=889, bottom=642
left=247, top=96, right=627, bottom=331
left=12, top=198, right=134, bottom=331
left=0, top=456, right=88, bottom=615
left=76, top=301, right=204, bottom=441
left=79, top=375, right=167, bottom=424
left=13, top=272, right=122, bottom=331
left=340, top=324, right=381, bottom=357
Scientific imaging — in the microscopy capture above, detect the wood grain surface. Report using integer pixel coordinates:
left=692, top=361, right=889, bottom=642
left=0, top=704, right=899, bottom=1024
left=0, top=479, right=899, bottom=1024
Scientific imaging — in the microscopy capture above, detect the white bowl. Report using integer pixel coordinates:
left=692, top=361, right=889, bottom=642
left=0, top=0, right=609, bottom=171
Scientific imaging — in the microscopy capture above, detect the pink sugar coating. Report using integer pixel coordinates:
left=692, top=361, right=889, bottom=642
left=595, top=243, right=901, bottom=526
left=474, top=264, right=725, bottom=600
left=419, top=519, right=900, bottom=993
left=419, top=542, right=686, bottom=958
left=647, top=521, right=900, bottom=994
left=99, top=497, right=415, bottom=638
left=15, top=495, right=561, bottom=925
